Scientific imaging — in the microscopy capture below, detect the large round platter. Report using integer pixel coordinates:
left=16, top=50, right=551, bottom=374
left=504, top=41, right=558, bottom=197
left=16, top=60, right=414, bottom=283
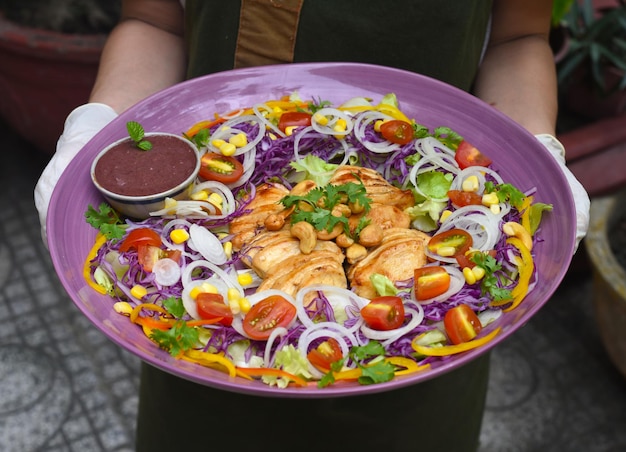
left=47, top=62, right=576, bottom=397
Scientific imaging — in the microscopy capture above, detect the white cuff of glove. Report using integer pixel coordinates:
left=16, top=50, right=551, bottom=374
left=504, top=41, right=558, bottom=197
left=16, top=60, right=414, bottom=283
left=34, top=103, right=118, bottom=248
left=535, top=133, right=590, bottom=251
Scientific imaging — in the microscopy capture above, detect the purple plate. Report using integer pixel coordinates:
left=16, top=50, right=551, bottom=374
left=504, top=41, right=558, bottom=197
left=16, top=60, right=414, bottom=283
left=48, top=62, right=576, bottom=398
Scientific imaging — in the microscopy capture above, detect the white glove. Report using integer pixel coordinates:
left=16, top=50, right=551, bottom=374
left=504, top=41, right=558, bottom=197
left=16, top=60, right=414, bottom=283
left=34, top=103, right=118, bottom=247
left=535, top=133, right=590, bottom=252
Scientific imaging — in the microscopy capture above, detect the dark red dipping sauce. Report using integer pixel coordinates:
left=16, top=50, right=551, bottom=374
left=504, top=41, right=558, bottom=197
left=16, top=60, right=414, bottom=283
left=94, top=135, right=198, bottom=197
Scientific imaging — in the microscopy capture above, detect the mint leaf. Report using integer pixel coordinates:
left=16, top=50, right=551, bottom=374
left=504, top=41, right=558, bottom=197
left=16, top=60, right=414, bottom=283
left=126, top=121, right=152, bottom=151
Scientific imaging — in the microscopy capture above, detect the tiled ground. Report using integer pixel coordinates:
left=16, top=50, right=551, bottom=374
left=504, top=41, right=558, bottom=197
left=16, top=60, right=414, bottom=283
left=1, top=118, right=626, bottom=452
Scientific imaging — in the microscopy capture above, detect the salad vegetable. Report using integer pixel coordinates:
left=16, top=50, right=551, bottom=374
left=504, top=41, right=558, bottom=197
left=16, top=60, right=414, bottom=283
left=84, top=93, right=552, bottom=389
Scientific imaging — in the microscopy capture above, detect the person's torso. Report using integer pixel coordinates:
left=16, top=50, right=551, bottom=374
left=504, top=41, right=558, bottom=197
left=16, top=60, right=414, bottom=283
left=184, top=0, right=493, bottom=91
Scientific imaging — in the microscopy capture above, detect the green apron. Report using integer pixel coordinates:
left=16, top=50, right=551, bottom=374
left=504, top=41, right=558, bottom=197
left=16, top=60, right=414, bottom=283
left=137, top=2, right=493, bottom=450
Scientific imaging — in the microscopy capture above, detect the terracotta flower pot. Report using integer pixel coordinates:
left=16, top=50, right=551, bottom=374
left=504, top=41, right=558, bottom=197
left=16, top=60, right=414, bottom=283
left=585, top=188, right=626, bottom=379
left=0, top=13, right=106, bottom=155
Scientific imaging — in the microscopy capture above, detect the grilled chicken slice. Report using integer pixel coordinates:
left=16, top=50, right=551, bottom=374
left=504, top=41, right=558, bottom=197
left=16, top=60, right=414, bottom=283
left=348, top=228, right=430, bottom=299
left=230, top=183, right=290, bottom=250
left=257, top=245, right=347, bottom=297
left=329, top=165, right=415, bottom=211
left=349, top=203, right=411, bottom=233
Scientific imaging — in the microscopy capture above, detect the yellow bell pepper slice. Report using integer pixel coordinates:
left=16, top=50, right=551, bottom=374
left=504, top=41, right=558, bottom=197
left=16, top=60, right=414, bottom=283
left=83, top=233, right=108, bottom=295
left=411, top=327, right=501, bottom=356
left=503, top=237, right=534, bottom=312
left=184, top=350, right=238, bottom=378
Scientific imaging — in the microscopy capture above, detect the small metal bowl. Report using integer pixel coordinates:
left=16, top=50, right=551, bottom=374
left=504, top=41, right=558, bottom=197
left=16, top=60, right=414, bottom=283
left=90, top=132, right=201, bottom=219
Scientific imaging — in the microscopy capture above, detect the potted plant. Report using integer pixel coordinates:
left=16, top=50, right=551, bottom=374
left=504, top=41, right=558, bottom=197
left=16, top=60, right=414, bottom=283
left=551, top=0, right=575, bottom=62
left=557, top=0, right=626, bottom=119
left=585, top=188, right=626, bottom=379
left=0, top=0, right=120, bottom=155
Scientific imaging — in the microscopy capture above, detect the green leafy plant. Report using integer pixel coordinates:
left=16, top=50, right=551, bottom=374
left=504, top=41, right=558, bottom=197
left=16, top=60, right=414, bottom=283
left=558, top=0, right=626, bottom=96
left=84, top=203, right=126, bottom=240
left=126, top=121, right=153, bottom=151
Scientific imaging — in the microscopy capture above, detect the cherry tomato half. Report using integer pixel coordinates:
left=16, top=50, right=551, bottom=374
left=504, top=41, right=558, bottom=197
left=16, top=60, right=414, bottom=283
left=361, top=296, right=405, bottom=331
left=455, top=249, right=497, bottom=269
left=243, top=295, right=297, bottom=340
left=454, top=140, right=492, bottom=169
left=199, top=152, right=244, bottom=184
left=119, top=228, right=162, bottom=252
left=444, top=304, right=483, bottom=344
left=428, top=228, right=473, bottom=258
left=137, top=245, right=180, bottom=272
left=379, top=120, right=414, bottom=145
left=307, top=338, right=343, bottom=372
left=447, top=189, right=482, bottom=207
left=196, top=292, right=233, bottom=326
left=414, top=266, right=451, bottom=300
left=278, top=111, right=312, bottom=132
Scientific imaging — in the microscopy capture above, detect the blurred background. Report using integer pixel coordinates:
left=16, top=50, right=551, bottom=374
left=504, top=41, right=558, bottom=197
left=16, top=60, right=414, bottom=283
left=1, top=0, right=626, bottom=450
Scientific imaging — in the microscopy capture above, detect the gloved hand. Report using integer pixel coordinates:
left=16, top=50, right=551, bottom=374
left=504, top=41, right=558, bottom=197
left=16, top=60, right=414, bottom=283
left=34, top=103, right=118, bottom=247
left=535, top=133, right=590, bottom=251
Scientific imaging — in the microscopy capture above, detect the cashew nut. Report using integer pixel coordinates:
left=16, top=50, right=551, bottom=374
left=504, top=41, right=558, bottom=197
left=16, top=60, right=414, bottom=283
left=264, top=213, right=285, bottom=231
left=346, top=243, right=368, bottom=264
left=358, top=223, right=384, bottom=247
left=502, top=221, right=533, bottom=251
left=316, top=223, right=344, bottom=240
left=331, top=203, right=352, bottom=218
left=335, top=233, right=355, bottom=248
left=290, top=179, right=317, bottom=196
left=290, top=221, right=317, bottom=254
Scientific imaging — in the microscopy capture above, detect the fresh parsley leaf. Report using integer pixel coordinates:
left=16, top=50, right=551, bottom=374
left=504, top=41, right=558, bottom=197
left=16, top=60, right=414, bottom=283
left=350, top=341, right=386, bottom=361
left=358, top=360, right=396, bottom=385
left=163, top=297, right=186, bottom=318
left=281, top=181, right=371, bottom=234
left=306, top=98, right=331, bottom=114
left=150, top=321, right=199, bottom=357
left=126, top=121, right=152, bottom=151
left=410, top=123, right=463, bottom=149
left=190, top=127, right=210, bottom=149
left=85, top=203, right=126, bottom=240
left=484, top=182, right=525, bottom=209
left=471, top=252, right=513, bottom=302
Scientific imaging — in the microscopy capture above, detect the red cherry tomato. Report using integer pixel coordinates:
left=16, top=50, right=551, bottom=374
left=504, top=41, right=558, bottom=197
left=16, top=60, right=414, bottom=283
left=379, top=120, right=414, bottom=145
left=243, top=295, right=297, bottom=340
left=199, top=152, right=244, bottom=184
left=447, top=189, right=483, bottom=207
left=444, top=304, right=483, bottom=344
left=455, top=249, right=497, bottom=269
left=119, top=228, right=162, bottom=252
left=414, top=266, right=451, bottom=300
left=137, top=245, right=181, bottom=272
left=360, top=296, right=405, bottom=331
left=307, top=338, right=343, bottom=372
left=196, top=292, right=233, bottom=326
left=454, top=140, right=492, bottom=169
left=428, top=229, right=473, bottom=258
left=278, top=111, right=312, bottom=132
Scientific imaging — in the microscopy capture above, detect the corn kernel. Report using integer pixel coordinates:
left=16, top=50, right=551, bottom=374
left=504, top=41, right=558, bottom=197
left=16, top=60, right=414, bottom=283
left=227, top=288, right=241, bottom=302
left=189, top=282, right=218, bottom=299
left=333, top=118, right=347, bottom=133
left=490, top=204, right=501, bottom=215
left=211, top=139, right=226, bottom=148
left=436, top=246, right=457, bottom=257
left=223, top=241, right=233, bottom=259
left=285, top=126, right=298, bottom=136
left=268, top=133, right=278, bottom=140
left=170, top=228, right=190, bottom=244
left=164, top=197, right=177, bottom=209
left=113, top=301, right=133, bottom=316
left=219, top=142, right=237, bottom=156
left=482, top=192, right=499, bottom=206
left=229, top=132, right=248, bottom=148
left=207, top=192, right=223, bottom=208
left=439, top=210, right=453, bottom=222
left=472, top=266, right=486, bottom=281
left=131, top=285, right=147, bottom=299
left=374, top=119, right=387, bottom=132
left=313, top=113, right=328, bottom=126
left=238, top=297, right=251, bottom=314
left=190, top=190, right=209, bottom=201
left=237, top=272, right=254, bottom=286
left=273, top=106, right=283, bottom=113
left=228, top=298, right=241, bottom=315
left=462, top=175, right=479, bottom=193
left=463, top=267, right=477, bottom=285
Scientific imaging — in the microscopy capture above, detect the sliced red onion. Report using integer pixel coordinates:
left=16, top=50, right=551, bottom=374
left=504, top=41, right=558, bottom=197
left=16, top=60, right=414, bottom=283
left=263, top=326, right=289, bottom=367
left=188, top=224, right=228, bottom=265
left=310, top=107, right=354, bottom=137
left=152, top=258, right=181, bottom=286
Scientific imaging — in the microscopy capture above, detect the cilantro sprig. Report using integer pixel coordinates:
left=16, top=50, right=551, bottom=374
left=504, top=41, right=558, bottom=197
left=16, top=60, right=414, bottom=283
left=484, top=182, right=525, bottom=209
left=150, top=320, right=199, bottom=357
left=319, top=341, right=396, bottom=388
left=412, top=123, right=463, bottom=149
left=471, top=252, right=513, bottom=302
left=126, top=121, right=153, bottom=151
left=85, top=203, right=126, bottom=240
left=280, top=181, right=372, bottom=234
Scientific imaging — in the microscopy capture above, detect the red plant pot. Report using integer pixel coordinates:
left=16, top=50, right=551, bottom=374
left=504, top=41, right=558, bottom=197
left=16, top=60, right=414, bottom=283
left=0, top=13, right=106, bottom=155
